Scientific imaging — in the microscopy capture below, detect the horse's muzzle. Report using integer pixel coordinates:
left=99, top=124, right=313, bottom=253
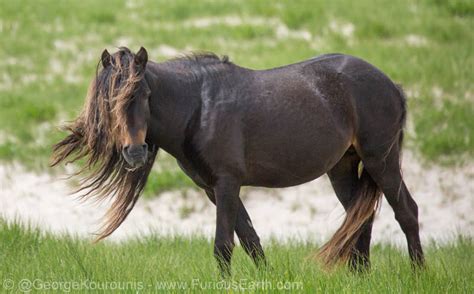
left=122, top=143, right=148, bottom=169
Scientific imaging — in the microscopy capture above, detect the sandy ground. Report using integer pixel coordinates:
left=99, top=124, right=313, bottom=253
left=0, top=151, right=472, bottom=247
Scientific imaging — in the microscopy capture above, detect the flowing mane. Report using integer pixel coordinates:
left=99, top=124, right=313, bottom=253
left=51, top=47, right=158, bottom=241
left=164, top=52, right=232, bottom=80
left=170, top=51, right=230, bottom=66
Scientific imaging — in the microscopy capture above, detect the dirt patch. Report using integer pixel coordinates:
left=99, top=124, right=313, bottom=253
left=0, top=151, right=472, bottom=245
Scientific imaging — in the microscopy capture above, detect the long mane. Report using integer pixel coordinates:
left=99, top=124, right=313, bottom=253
left=51, top=47, right=158, bottom=241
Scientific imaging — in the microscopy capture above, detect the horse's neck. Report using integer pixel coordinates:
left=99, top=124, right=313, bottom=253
left=146, top=62, right=202, bottom=162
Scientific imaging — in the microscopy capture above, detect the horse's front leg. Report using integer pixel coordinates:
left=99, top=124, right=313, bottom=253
left=213, top=175, right=241, bottom=276
left=206, top=190, right=266, bottom=267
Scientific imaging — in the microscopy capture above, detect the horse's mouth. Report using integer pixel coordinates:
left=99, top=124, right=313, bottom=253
left=123, top=154, right=147, bottom=171
left=124, top=160, right=145, bottom=171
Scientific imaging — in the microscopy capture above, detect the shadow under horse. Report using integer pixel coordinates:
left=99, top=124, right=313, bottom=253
left=52, top=47, right=424, bottom=275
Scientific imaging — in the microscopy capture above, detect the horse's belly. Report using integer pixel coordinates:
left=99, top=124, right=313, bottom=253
left=245, top=161, right=331, bottom=188
left=243, top=135, right=349, bottom=188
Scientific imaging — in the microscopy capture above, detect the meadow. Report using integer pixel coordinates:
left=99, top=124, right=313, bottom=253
left=0, top=0, right=473, bottom=194
left=0, top=220, right=472, bottom=293
left=0, top=0, right=473, bottom=292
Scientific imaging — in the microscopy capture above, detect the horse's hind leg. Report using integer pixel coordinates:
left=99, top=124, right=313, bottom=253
left=357, top=144, right=425, bottom=268
left=327, top=148, right=374, bottom=271
left=205, top=190, right=266, bottom=267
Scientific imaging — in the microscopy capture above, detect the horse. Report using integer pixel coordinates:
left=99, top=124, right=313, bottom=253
left=51, top=46, right=424, bottom=275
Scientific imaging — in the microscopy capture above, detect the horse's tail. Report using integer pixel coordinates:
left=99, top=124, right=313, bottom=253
left=318, top=168, right=382, bottom=268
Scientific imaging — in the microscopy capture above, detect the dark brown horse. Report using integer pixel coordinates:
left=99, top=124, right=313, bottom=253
left=51, top=47, right=424, bottom=274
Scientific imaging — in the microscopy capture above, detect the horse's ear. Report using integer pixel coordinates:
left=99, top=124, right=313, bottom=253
left=101, top=49, right=111, bottom=68
left=135, top=47, right=148, bottom=67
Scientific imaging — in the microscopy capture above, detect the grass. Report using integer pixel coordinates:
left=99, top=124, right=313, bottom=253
left=0, top=220, right=472, bottom=293
left=0, top=0, right=473, bottom=191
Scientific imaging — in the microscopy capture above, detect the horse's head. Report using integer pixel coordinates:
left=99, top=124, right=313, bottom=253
left=101, top=47, right=151, bottom=169
left=51, top=46, right=159, bottom=241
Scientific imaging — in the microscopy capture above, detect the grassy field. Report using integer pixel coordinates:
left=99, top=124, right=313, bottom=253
left=0, top=220, right=472, bottom=293
left=0, top=0, right=473, bottom=194
left=1, top=2, right=472, bottom=292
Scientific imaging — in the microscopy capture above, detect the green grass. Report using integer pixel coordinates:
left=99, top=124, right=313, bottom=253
left=0, top=220, right=472, bottom=293
left=0, top=0, right=472, bottom=190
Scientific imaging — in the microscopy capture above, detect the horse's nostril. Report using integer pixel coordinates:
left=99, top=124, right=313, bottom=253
left=123, top=145, right=130, bottom=153
left=142, top=143, right=148, bottom=151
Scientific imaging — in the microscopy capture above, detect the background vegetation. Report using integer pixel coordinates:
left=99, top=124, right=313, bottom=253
left=0, top=0, right=473, bottom=194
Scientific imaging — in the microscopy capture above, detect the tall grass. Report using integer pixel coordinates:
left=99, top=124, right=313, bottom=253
left=0, top=220, right=472, bottom=293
